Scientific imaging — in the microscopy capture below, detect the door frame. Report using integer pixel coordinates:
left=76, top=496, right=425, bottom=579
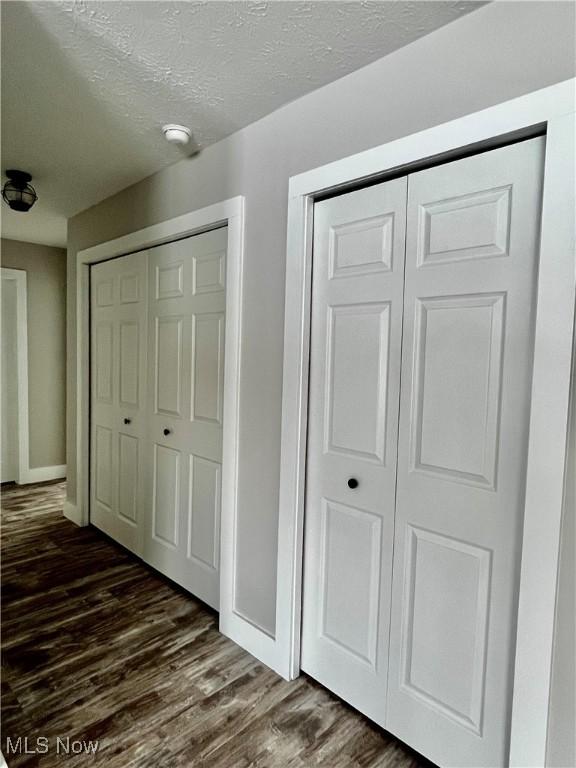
left=277, top=79, right=575, bottom=767
left=67, top=198, right=245, bottom=602
left=1, top=267, right=30, bottom=484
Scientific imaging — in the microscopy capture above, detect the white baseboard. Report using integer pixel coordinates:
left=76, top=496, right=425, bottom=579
left=63, top=500, right=86, bottom=526
left=20, top=464, right=67, bottom=484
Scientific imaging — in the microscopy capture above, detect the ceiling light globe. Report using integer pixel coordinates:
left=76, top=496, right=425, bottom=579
left=2, top=170, right=38, bottom=213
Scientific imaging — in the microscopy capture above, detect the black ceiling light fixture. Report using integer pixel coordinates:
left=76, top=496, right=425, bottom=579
left=2, top=170, right=38, bottom=212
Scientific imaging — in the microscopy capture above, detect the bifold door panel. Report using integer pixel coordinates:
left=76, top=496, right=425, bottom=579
left=90, top=252, right=148, bottom=554
left=301, top=178, right=407, bottom=728
left=144, top=232, right=226, bottom=609
left=90, top=227, right=227, bottom=610
left=302, top=137, right=545, bottom=767
left=387, top=138, right=544, bottom=768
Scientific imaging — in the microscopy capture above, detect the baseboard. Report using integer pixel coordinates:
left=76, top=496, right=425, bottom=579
left=21, top=464, right=67, bottom=484
left=63, top=500, right=86, bottom=526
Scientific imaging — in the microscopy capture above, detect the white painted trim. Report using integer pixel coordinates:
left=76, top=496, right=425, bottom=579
left=72, top=196, right=248, bottom=650
left=22, top=464, right=67, bottom=484
left=1, top=267, right=30, bottom=485
left=510, top=109, right=576, bottom=768
left=63, top=500, right=81, bottom=525
left=277, top=78, right=576, bottom=768
left=275, top=193, right=314, bottom=680
left=287, top=80, right=573, bottom=201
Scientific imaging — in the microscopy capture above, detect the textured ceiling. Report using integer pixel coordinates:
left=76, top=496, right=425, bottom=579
left=1, top=1, right=484, bottom=247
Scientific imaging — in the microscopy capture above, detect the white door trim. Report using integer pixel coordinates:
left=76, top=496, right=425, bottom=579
left=277, top=79, right=575, bottom=768
left=1, top=267, right=30, bottom=485
left=69, top=197, right=245, bottom=629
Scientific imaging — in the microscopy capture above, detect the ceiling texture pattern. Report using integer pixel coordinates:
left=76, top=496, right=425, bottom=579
left=1, top=1, right=483, bottom=246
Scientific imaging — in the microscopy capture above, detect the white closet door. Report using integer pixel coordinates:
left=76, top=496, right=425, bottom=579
left=301, top=178, right=407, bottom=726
left=387, top=138, right=545, bottom=767
left=90, top=251, right=148, bottom=554
left=143, top=227, right=227, bottom=610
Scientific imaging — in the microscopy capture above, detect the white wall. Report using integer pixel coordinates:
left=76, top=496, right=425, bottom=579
left=67, top=0, right=576, bottom=708
left=1, top=238, right=67, bottom=471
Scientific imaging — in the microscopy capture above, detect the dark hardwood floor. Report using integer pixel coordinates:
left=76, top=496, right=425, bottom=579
left=1, top=480, right=431, bottom=767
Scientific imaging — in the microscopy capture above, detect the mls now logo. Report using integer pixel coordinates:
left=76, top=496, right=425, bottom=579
left=5, top=736, right=99, bottom=755
left=55, top=737, right=100, bottom=755
left=5, top=738, right=49, bottom=755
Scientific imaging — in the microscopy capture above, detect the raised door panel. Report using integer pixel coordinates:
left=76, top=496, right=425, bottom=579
left=192, top=312, right=224, bottom=425
left=412, top=294, right=504, bottom=488
left=325, top=304, right=389, bottom=463
left=94, top=425, right=113, bottom=512
left=155, top=317, right=183, bottom=416
left=387, top=137, right=545, bottom=768
left=94, top=323, right=113, bottom=404
left=330, top=213, right=394, bottom=278
left=118, top=433, right=139, bottom=524
left=120, top=273, right=141, bottom=304
left=400, top=526, right=491, bottom=734
left=193, top=250, right=225, bottom=295
left=418, top=186, right=511, bottom=266
left=188, top=455, right=220, bottom=570
left=320, top=500, right=381, bottom=667
left=95, top=279, right=114, bottom=307
left=152, top=444, right=180, bottom=548
left=119, top=321, right=140, bottom=408
left=156, top=262, right=184, bottom=299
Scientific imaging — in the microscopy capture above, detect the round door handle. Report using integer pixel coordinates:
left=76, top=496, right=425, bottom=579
left=347, top=478, right=359, bottom=489
left=123, top=418, right=131, bottom=425
left=163, top=428, right=171, bottom=436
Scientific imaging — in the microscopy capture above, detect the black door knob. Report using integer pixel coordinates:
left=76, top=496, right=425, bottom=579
left=163, top=428, right=171, bottom=436
left=347, top=478, right=359, bottom=489
left=124, top=418, right=131, bottom=425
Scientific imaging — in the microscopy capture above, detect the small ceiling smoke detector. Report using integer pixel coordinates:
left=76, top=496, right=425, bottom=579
left=162, top=124, right=192, bottom=145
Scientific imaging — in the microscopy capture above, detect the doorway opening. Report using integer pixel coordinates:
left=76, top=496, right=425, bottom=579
left=89, top=227, right=228, bottom=609
left=1, top=267, right=29, bottom=485
left=300, top=136, right=544, bottom=768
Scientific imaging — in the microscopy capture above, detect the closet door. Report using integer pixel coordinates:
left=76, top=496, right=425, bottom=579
left=143, top=227, right=227, bottom=610
left=90, top=251, right=148, bottom=554
left=387, top=138, right=545, bottom=767
left=301, top=179, right=407, bottom=726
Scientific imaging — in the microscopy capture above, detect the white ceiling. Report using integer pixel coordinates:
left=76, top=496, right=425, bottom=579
left=1, top=1, right=484, bottom=248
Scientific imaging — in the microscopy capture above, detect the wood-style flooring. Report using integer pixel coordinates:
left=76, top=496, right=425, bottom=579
left=1, top=481, right=433, bottom=768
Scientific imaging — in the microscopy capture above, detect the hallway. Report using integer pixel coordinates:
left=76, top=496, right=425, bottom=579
left=1, top=481, right=429, bottom=768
